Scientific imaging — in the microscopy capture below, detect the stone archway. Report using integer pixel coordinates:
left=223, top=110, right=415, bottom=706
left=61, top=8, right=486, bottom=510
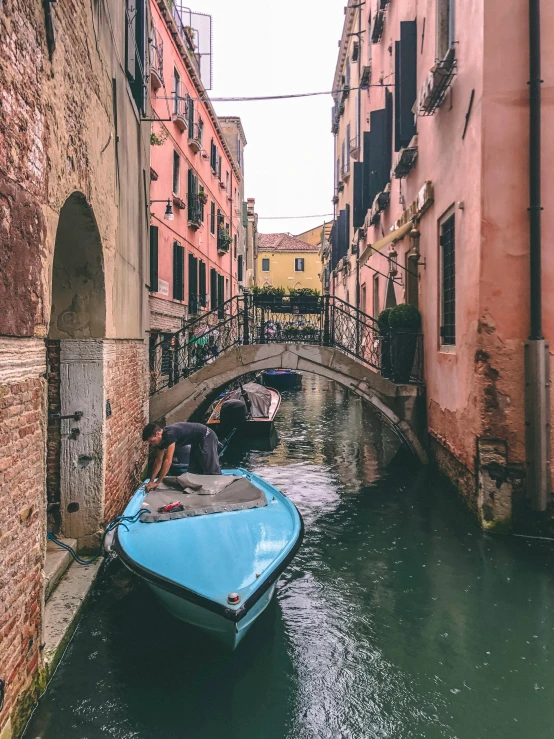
left=150, top=343, right=428, bottom=464
left=47, top=192, right=106, bottom=543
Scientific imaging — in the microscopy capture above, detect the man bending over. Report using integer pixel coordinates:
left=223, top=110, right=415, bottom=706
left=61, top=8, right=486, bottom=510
left=142, top=421, right=221, bottom=491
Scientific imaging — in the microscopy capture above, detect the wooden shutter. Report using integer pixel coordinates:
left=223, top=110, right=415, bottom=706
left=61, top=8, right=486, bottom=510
left=362, top=131, right=372, bottom=214
left=187, top=95, right=194, bottom=131
left=149, top=225, right=159, bottom=293
left=399, top=21, right=417, bottom=147
left=188, top=253, right=198, bottom=313
left=210, top=201, right=215, bottom=234
left=353, top=162, right=364, bottom=229
left=345, top=204, right=351, bottom=252
left=210, top=268, right=218, bottom=311
left=125, top=0, right=136, bottom=81
left=237, top=255, right=243, bottom=282
left=217, top=274, right=225, bottom=317
left=173, top=241, right=184, bottom=301
left=394, top=41, right=402, bottom=152
left=199, top=261, right=207, bottom=306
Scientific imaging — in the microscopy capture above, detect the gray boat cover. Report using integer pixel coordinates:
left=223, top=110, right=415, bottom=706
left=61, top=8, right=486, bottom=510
left=140, top=473, right=267, bottom=522
left=225, top=382, right=272, bottom=419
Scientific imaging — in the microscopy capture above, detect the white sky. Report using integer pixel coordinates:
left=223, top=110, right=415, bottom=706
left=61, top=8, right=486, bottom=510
left=198, top=0, right=345, bottom=237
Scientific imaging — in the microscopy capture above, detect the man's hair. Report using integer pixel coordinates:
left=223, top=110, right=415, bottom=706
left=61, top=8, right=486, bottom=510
left=142, top=423, right=161, bottom=442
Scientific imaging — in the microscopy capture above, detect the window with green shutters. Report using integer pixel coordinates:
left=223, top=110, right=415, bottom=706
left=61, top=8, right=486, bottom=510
left=188, top=253, right=198, bottom=314
left=210, top=201, right=215, bottom=234
left=173, top=241, right=184, bottom=301
left=199, top=260, right=207, bottom=307
left=149, top=226, right=159, bottom=293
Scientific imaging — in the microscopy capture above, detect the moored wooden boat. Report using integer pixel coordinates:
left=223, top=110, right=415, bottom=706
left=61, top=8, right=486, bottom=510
left=207, top=382, right=281, bottom=436
left=115, top=469, right=303, bottom=648
left=261, top=369, right=302, bottom=390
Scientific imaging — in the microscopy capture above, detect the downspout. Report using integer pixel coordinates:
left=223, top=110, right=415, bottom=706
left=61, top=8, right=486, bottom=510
left=525, top=0, right=550, bottom=510
left=355, top=1, right=362, bottom=314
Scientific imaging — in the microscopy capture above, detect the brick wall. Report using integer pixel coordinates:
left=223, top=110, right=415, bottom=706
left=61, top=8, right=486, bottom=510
left=149, top=295, right=187, bottom=333
left=103, top=341, right=149, bottom=523
left=0, top=376, right=46, bottom=736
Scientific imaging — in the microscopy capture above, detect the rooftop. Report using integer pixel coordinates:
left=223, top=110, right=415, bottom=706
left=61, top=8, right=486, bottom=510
left=258, top=233, right=320, bottom=253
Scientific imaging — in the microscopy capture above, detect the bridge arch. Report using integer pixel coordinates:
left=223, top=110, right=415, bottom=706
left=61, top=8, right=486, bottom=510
left=149, top=343, right=428, bottom=464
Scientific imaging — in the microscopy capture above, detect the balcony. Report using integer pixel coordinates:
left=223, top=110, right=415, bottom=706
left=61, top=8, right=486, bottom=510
left=351, top=41, right=359, bottom=62
left=418, top=47, right=457, bottom=116
left=371, top=9, right=385, bottom=43
left=393, top=138, right=418, bottom=178
left=340, top=163, right=351, bottom=181
left=149, top=26, right=164, bottom=90
left=341, top=84, right=350, bottom=101
left=217, top=228, right=232, bottom=254
left=188, top=121, right=203, bottom=153
left=188, top=194, right=202, bottom=230
left=360, top=64, right=372, bottom=89
left=172, top=96, right=189, bottom=132
left=350, top=135, right=360, bottom=160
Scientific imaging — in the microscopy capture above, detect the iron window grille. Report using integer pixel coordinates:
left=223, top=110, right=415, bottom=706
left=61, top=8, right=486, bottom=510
left=440, top=214, right=456, bottom=345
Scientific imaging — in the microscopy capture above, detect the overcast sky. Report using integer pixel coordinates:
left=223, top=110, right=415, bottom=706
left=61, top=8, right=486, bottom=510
left=197, top=0, right=345, bottom=238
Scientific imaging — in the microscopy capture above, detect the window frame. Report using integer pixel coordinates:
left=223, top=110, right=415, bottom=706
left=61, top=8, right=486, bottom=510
left=439, top=209, right=456, bottom=348
left=294, top=257, right=305, bottom=272
left=172, top=150, right=180, bottom=195
left=261, top=257, right=270, bottom=272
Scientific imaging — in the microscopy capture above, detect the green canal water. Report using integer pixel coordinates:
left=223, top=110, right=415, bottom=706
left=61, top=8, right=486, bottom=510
left=25, top=376, right=554, bottom=739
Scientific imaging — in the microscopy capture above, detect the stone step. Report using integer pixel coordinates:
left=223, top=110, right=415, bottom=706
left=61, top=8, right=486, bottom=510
left=44, top=537, right=77, bottom=602
left=43, top=558, right=103, bottom=678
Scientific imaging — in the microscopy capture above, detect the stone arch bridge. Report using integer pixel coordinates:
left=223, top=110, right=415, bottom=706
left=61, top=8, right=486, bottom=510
left=149, top=296, right=427, bottom=463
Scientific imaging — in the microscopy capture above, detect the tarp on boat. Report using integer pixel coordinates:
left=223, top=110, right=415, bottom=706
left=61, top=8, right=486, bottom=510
left=225, top=382, right=272, bottom=419
left=141, top=473, right=267, bottom=522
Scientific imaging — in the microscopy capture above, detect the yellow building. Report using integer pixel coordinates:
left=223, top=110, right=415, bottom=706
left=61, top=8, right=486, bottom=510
left=295, top=222, right=333, bottom=247
left=256, top=233, right=322, bottom=292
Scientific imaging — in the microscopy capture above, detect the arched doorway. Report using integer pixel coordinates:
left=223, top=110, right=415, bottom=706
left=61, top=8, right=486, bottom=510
left=46, top=193, right=106, bottom=543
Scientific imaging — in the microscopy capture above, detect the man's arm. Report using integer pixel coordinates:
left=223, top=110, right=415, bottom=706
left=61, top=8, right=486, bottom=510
left=146, top=448, right=166, bottom=490
left=146, top=443, right=176, bottom=490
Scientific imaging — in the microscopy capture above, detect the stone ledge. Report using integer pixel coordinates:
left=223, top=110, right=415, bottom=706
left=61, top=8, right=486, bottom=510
left=43, top=559, right=103, bottom=678
left=44, top=538, right=77, bottom=602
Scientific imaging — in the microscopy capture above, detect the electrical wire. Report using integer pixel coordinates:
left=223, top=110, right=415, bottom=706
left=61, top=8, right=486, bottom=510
left=258, top=214, right=334, bottom=220
left=154, top=83, right=395, bottom=104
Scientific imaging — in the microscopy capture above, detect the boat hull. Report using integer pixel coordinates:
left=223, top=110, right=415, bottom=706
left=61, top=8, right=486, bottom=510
left=207, top=388, right=281, bottom=437
left=115, top=469, right=303, bottom=650
left=261, top=370, right=302, bottom=390
left=145, top=579, right=278, bottom=648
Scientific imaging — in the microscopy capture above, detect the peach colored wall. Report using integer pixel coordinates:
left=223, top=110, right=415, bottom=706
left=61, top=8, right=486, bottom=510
left=150, top=0, right=239, bottom=312
left=334, top=0, right=554, bottom=502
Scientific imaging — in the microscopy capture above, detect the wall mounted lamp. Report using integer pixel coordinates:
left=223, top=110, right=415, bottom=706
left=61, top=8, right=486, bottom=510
left=150, top=198, right=174, bottom=221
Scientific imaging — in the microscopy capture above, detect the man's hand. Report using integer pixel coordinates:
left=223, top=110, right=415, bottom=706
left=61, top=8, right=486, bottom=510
left=145, top=480, right=159, bottom=492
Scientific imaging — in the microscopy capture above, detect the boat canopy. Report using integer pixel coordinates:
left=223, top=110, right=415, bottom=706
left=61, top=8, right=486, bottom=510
left=226, top=382, right=272, bottom=418
left=141, top=473, right=267, bottom=522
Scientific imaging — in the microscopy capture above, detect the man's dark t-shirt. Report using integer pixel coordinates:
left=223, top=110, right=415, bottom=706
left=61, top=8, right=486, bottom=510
left=159, top=422, right=206, bottom=452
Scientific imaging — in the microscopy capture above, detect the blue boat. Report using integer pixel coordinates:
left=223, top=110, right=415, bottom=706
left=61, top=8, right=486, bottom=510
left=261, top=369, right=302, bottom=390
left=115, top=469, right=303, bottom=649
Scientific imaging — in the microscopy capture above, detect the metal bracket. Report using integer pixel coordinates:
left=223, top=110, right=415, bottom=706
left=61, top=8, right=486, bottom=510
left=49, top=410, right=83, bottom=422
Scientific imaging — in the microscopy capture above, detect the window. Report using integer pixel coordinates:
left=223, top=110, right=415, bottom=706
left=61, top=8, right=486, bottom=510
left=395, top=21, right=417, bottom=151
left=373, top=274, right=380, bottom=317
left=440, top=213, right=456, bottom=345
left=149, top=226, right=159, bottom=293
left=346, top=56, right=351, bottom=86
left=218, top=274, right=225, bottom=318
left=173, top=241, right=184, bottom=301
left=217, top=155, right=222, bottom=181
left=361, top=283, right=367, bottom=314
left=210, top=139, right=217, bottom=172
left=188, top=253, right=198, bottom=314
left=238, top=254, right=244, bottom=282
left=125, top=0, right=147, bottom=113
left=262, top=258, right=270, bottom=272
left=295, top=258, right=305, bottom=272
left=210, top=268, right=218, bottom=311
left=234, top=234, right=237, bottom=259
left=173, top=68, right=180, bottom=114
left=346, top=123, right=351, bottom=170
left=197, top=117, right=204, bottom=144
left=172, top=151, right=180, bottom=195
left=199, top=260, right=206, bottom=308
left=210, top=201, right=215, bottom=234
left=437, top=0, right=455, bottom=60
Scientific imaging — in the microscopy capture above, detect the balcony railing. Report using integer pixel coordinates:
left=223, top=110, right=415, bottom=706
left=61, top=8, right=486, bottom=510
left=149, top=26, right=163, bottom=90
left=188, top=121, right=203, bottom=152
left=188, top=194, right=202, bottom=229
left=217, top=228, right=232, bottom=253
left=173, top=95, right=189, bottom=132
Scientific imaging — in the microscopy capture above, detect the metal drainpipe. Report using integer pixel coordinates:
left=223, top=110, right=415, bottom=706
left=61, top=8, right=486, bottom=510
left=525, top=0, right=550, bottom=510
left=355, top=1, right=362, bottom=314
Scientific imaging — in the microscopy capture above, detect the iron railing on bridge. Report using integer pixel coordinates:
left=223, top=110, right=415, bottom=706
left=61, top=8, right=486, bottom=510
left=149, top=294, right=423, bottom=395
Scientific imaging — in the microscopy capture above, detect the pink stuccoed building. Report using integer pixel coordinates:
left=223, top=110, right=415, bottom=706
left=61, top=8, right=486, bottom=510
left=148, top=0, right=243, bottom=343
left=331, top=0, right=554, bottom=532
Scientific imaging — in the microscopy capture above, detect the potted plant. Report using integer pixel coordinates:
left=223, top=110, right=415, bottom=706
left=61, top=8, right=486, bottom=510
left=388, top=303, right=421, bottom=383
left=377, top=308, right=393, bottom=378
left=288, top=287, right=322, bottom=313
left=198, top=188, right=208, bottom=205
left=283, top=323, right=299, bottom=339
left=252, top=285, right=286, bottom=307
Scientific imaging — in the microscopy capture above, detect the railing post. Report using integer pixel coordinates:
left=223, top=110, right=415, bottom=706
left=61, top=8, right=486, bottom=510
left=242, top=294, right=249, bottom=345
left=323, top=295, right=331, bottom=346
left=260, top=306, right=266, bottom=344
